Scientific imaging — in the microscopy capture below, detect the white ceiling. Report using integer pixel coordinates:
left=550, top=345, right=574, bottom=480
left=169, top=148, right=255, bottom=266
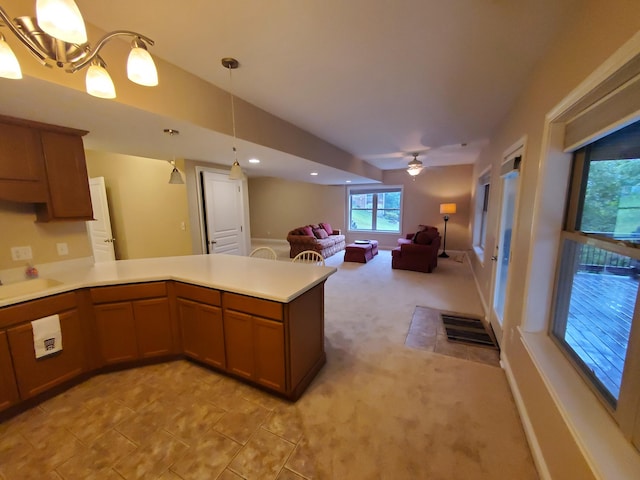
left=0, top=0, right=580, bottom=184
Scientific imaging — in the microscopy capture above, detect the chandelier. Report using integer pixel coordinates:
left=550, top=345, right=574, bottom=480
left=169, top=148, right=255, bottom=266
left=0, top=0, right=158, bottom=99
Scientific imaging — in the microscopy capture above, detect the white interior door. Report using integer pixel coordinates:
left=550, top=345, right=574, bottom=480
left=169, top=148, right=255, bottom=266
left=201, top=171, right=245, bottom=255
left=87, top=177, right=115, bottom=262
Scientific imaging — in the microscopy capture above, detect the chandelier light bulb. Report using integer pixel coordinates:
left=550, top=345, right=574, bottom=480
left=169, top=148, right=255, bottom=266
left=36, top=0, right=87, bottom=44
left=86, top=62, right=116, bottom=99
left=0, top=35, right=22, bottom=79
left=127, top=40, right=158, bottom=86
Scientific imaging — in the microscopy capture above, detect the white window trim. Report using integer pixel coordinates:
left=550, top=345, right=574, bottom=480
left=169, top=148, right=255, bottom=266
left=347, top=185, right=403, bottom=234
left=510, top=32, right=640, bottom=479
left=473, top=166, right=492, bottom=264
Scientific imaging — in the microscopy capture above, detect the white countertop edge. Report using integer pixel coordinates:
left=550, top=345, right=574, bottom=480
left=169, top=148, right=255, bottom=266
left=0, top=255, right=337, bottom=307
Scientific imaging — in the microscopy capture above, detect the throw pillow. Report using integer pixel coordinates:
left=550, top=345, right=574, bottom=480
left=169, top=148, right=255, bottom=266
left=414, top=230, right=435, bottom=245
left=301, top=226, right=314, bottom=237
left=320, top=222, right=333, bottom=235
left=313, top=228, right=329, bottom=239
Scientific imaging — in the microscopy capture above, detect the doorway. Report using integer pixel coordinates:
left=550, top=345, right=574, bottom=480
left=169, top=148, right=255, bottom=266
left=489, top=146, right=523, bottom=344
left=86, top=177, right=115, bottom=262
left=200, top=170, right=247, bottom=255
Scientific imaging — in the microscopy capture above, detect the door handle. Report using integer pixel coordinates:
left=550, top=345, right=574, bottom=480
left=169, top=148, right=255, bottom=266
left=209, top=240, right=217, bottom=245
left=103, top=238, right=115, bottom=243
left=491, top=255, right=498, bottom=261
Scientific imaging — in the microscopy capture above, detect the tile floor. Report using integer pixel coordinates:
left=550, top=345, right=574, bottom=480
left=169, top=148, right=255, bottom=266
left=0, top=360, right=314, bottom=480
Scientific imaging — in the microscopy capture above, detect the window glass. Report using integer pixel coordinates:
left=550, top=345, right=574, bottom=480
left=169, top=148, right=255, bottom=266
left=551, top=119, right=640, bottom=408
left=348, top=187, right=402, bottom=232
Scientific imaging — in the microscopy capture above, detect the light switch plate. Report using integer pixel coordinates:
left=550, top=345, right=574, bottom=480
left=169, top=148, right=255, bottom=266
left=11, top=246, right=33, bottom=261
left=56, top=243, right=69, bottom=256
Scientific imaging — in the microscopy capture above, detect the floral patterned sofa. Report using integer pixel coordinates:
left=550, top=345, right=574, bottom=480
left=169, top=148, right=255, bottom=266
left=287, top=222, right=346, bottom=259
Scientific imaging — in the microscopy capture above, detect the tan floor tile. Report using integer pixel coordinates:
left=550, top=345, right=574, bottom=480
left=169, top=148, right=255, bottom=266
left=217, top=470, right=245, bottom=480
left=114, top=429, right=189, bottom=480
left=467, top=346, right=501, bottom=367
left=170, top=430, right=242, bottom=480
left=0, top=407, right=46, bottom=438
left=163, top=402, right=226, bottom=444
left=214, top=407, right=270, bottom=445
left=229, top=428, right=295, bottom=480
left=276, top=468, right=307, bottom=480
left=56, top=448, right=124, bottom=480
left=262, top=407, right=304, bottom=443
left=67, top=401, right=135, bottom=444
left=157, top=470, right=186, bottom=480
left=90, top=428, right=138, bottom=465
left=285, top=436, right=317, bottom=480
left=434, top=335, right=470, bottom=359
left=0, top=433, right=35, bottom=470
left=111, top=381, right=167, bottom=411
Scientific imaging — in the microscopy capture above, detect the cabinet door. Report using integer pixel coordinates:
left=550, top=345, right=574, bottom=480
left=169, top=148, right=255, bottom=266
left=0, top=121, right=48, bottom=203
left=94, top=302, right=138, bottom=364
left=223, top=310, right=254, bottom=380
left=178, top=299, right=225, bottom=368
left=254, top=317, right=285, bottom=392
left=36, top=130, right=93, bottom=221
left=0, top=331, right=19, bottom=411
left=7, top=309, right=86, bottom=399
left=133, top=298, right=173, bottom=358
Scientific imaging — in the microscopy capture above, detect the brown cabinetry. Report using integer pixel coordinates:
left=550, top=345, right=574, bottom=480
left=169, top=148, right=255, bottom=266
left=91, top=282, right=175, bottom=365
left=177, top=298, right=225, bottom=369
left=223, top=293, right=286, bottom=393
left=0, top=331, right=19, bottom=412
left=0, top=115, right=92, bottom=221
left=0, top=293, right=88, bottom=401
left=35, top=131, right=93, bottom=221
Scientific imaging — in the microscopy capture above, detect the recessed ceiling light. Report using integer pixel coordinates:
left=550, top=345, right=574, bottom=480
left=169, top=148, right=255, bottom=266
left=248, top=158, right=260, bottom=164
left=310, top=172, right=318, bottom=176
left=346, top=180, right=352, bottom=183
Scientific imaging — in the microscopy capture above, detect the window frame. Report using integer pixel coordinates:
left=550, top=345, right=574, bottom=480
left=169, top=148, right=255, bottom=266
left=473, top=168, right=491, bottom=261
left=347, top=186, right=403, bottom=234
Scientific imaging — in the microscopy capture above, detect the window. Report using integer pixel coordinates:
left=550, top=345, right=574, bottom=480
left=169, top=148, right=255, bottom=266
left=348, top=187, right=402, bottom=233
left=473, top=170, right=491, bottom=252
left=551, top=120, right=640, bottom=409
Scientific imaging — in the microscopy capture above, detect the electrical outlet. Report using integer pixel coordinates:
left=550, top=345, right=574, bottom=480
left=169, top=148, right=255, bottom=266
left=11, top=246, right=33, bottom=261
left=56, top=242, right=69, bottom=256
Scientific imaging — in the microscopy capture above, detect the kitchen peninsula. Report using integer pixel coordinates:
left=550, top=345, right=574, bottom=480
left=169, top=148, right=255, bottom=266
left=0, top=255, right=336, bottom=417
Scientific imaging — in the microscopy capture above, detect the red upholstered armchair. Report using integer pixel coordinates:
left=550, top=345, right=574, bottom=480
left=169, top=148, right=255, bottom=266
left=391, top=227, right=441, bottom=273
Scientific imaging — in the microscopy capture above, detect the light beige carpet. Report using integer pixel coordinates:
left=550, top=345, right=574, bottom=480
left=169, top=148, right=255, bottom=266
left=292, top=248, right=538, bottom=479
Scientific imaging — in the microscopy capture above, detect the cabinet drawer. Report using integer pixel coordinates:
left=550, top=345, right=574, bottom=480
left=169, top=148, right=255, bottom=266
left=0, top=293, right=76, bottom=329
left=223, top=293, right=283, bottom=321
left=90, top=282, right=167, bottom=303
left=174, top=282, right=221, bottom=306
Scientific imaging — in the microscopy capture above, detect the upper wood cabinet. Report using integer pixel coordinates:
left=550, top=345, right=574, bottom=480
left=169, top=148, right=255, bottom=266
left=0, top=115, right=93, bottom=222
left=36, top=131, right=93, bottom=222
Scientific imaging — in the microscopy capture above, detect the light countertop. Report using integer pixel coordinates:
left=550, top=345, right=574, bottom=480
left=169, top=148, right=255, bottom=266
left=0, top=254, right=337, bottom=307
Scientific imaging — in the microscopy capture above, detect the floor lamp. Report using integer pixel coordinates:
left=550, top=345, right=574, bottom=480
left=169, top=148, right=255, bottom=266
left=439, top=203, right=457, bottom=258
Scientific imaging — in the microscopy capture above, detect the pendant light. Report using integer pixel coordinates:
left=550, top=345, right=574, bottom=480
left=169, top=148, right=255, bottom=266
left=164, top=129, right=184, bottom=184
left=222, top=57, right=245, bottom=180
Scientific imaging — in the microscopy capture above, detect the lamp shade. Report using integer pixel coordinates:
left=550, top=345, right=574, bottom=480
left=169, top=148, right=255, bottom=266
left=127, top=46, right=158, bottom=86
left=36, top=0, right=87, bottom=44
left=229, top=160, right=244, bottom=180
left=169, top=166, right=184, bottom=184
left=0, top=36, right=22, bottom=79
left=86, top=63, right=116, bottom=98
left=440, top=203, right=457, bottom=215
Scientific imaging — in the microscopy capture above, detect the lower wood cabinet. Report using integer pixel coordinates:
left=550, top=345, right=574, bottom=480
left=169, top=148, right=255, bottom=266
left=0, top=331, right=19, bottom=412
left=224, top=309, right=285, bottom=392
left=91, top=283, right=175, bottom=365
left=177, top=298, right=225, bottom=369
left=7, top=308, right=85, bottom=399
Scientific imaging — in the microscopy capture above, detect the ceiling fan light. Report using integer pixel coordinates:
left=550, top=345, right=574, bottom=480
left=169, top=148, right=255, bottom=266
left=86, top=63, right=116, bottom=99
left=36, top=0, right=88, bottom=44
left=127, top=43, right=158, bottom=86
left=407, top=166, right=423, bottom=176
left=0, top=35, right=22, bottom=79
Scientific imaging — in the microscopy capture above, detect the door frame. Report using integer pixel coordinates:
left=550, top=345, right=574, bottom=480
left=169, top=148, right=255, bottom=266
left=194, top=166, right=250, bottom=255
left=488, top=137, right=526, bottom=345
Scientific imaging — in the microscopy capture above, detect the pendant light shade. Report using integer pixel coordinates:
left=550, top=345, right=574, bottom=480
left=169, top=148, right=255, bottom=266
left=36, top=0, right=87, bottom=44
left=169, top=165, right=184, bottom=184
left=229, top=159, right=244, bottom=180
left=0, top=35, right=22, bottom=79
left=127, top=39, right=158, bottom=86
left=86, top=61, right=116, bottom=99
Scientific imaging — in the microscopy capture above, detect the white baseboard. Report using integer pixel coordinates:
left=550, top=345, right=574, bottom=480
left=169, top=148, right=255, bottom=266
left=465, top=250, right=489, bottom=318
left=251, top=238, right=289, bottom=245
left=502, top=353, right=551, bottom=480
